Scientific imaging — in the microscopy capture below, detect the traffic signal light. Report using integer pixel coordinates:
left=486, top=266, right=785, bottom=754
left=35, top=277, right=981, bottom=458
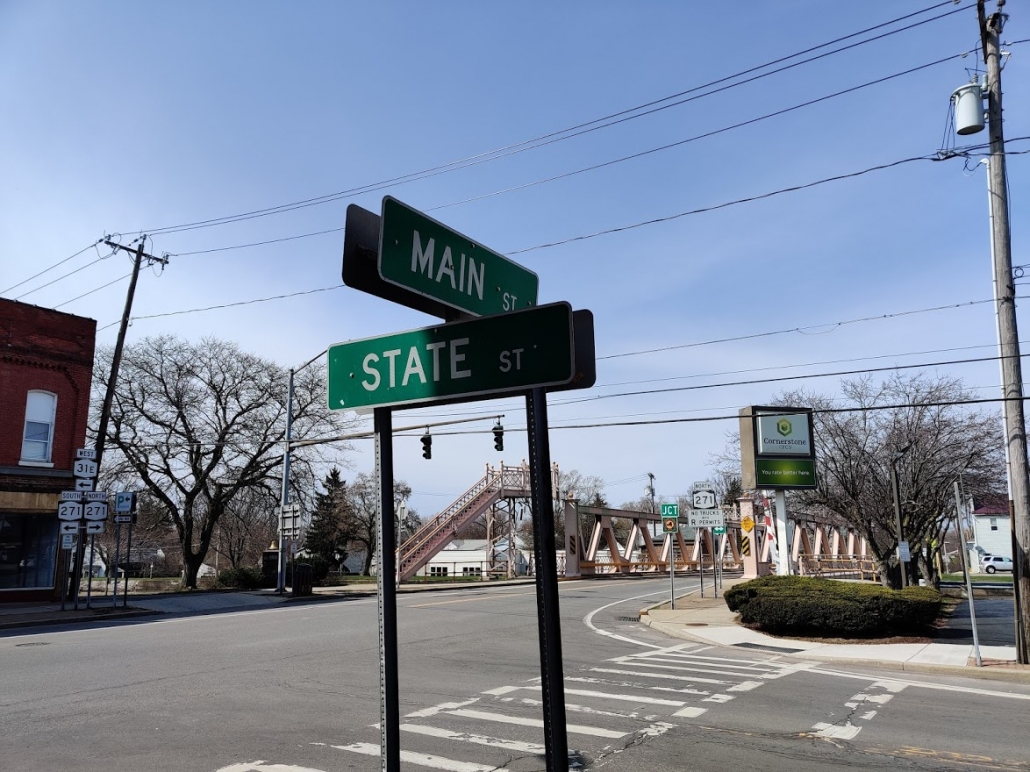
left=493, top=421, right=504, bottom=452
left=421, top=431, right=432, bottom=460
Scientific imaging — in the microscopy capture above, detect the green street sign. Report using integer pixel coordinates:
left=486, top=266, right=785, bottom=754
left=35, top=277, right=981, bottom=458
left=754, top=457, right=817, bottom=490
left=378, top=196, right=539, bottom=318
left=660, top=503, right=679, bottom=517
left=713, top=526, right=726, bottom=536
left=328, top=302, right=574, bottom=411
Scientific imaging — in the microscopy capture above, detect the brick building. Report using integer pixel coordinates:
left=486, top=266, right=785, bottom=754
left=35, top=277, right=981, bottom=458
left=0, top=298, right=96, bottom=601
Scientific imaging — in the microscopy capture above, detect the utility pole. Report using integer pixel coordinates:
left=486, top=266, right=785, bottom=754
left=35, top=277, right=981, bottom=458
left=980, top=0, right=1029, bottom=663
left=95, top=238, right=168, bottom=463
left=69, top=237, right=166, bottom=602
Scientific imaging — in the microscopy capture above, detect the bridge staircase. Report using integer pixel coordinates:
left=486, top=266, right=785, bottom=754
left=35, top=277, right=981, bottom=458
left=397, top=463, right=534, bottom=581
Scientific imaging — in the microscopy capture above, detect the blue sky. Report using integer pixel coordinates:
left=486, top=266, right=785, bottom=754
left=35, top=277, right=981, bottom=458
left=2, top=1, right=1027, bottom=518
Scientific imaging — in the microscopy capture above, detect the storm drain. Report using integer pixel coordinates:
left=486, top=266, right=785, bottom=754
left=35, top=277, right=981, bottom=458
left=734, top=641, right=804, bottom=654
left=615, top=615, right=641, bottom=622
left=15, top=642, right=49, bottom=647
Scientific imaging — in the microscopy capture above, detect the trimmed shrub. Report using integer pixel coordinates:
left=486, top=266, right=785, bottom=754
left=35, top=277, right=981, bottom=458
left=724, top=576, right=941, bottom=637
left=217, top=566, right=265, bottom=590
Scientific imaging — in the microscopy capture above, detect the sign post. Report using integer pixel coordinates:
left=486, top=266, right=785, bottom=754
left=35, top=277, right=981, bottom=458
left=661, top=503, right=679, bottom=609
left=740, top=407, right=817, bottom=576
left=337, top=198, right=592, bottom=772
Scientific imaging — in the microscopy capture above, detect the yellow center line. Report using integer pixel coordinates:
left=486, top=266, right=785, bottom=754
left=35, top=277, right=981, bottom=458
left=406, top=591, right=537, bottom=608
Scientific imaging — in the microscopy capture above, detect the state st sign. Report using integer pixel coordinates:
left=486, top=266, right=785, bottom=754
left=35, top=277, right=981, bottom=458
left=328, top=302, right=574, bottom=411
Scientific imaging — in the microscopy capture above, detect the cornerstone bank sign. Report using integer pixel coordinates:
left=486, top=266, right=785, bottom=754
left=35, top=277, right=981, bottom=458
left=756, top=413, right=812, bottom=456
left=739, top=406, right=817, bottom=490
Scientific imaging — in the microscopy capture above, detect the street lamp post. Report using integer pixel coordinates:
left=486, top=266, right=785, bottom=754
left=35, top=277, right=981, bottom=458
left=890, top=445, right=912, bottom=588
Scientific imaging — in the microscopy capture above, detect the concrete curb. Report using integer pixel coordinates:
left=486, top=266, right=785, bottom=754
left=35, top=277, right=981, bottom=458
left=0, top=608, right=158, bottom=632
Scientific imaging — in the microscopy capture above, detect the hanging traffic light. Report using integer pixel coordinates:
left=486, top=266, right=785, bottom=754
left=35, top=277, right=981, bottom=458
left=421, top=431, right=432, bottom=460
left=493, top=421, right=504, bottom=452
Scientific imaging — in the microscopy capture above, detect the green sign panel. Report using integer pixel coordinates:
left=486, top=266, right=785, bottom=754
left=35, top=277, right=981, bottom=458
left=754, top=457, right=817, bottom=490
left=379, top=196, right=539, bottom=318
left=713, top=526, right=726, bottom=536
left=328, top=302, right=574, bottom=411
left=660, top=503, right=679, bottom=517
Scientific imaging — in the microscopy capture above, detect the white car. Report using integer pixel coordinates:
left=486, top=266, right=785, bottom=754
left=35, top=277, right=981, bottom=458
left=982, top=555, right=1013, bottom=574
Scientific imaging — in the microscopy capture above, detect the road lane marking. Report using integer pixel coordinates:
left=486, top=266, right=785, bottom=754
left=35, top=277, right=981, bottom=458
left=482, top=686, right=519, bottom=696
left=611, top=660, right=766, bottom=679
left=216, top=764, right=327, bottom=772
left=591, top=667, right=728, bottom=685
left=406, top=698, right=480, bottom=718
left=566, top=675, right=710, bottom=697
left=487, top=684, right=685, bottom=707
left=407, top=592, right=534, bottom=608
left=519, top=697, right=658, bottom=720
left=808, top=668, right=1030, bottom=700
left=398, top=723, right=545, bottom=754
left=702, top=694, right=735, bottom=703
left=673, top=706, right=708, bottom=718
left=812, top=721, right=861, bottom=740
left=330, top=742, right=507, bottom=772
left=444, top=708, right=626, bottom=738
left=582, top=587, right=695, bottom=649
left=726, top=681, right=763, bottom=692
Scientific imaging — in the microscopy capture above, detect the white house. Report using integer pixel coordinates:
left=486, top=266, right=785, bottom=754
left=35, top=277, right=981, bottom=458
left=969, top=496, right=1011, bottom=571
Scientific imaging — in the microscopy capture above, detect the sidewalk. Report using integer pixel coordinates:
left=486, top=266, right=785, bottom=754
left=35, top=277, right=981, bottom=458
left=640, top=580, right=1030, bottom=684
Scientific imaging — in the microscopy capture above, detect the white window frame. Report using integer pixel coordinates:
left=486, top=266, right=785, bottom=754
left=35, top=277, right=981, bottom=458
left=20, top=390, right=57, bottom=467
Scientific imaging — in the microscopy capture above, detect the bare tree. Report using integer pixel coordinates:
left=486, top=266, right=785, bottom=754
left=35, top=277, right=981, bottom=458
left=93, top=335, right=353, bottom=588
left=213, top=485, right=279, bottom=570
left=776, top=374, right=1004, bottom=588
left=348, top=472, right=413, bottom=575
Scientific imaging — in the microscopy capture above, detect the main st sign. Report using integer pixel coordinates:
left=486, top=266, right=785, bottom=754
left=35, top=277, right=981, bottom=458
left=378, top=196, right=539, bottom=319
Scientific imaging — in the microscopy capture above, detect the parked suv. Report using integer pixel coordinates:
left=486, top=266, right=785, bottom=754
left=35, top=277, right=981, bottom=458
left=982, top=555, right=1013, bottom=574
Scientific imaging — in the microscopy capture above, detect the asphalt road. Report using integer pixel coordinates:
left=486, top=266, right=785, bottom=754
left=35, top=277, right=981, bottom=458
left=3, top=578, right=1030, bottom=772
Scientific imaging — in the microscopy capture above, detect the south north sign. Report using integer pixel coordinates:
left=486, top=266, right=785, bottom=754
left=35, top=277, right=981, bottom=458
left=378, top=197, right=539, bottom=318
left=328, top=302, right=574, bottom=411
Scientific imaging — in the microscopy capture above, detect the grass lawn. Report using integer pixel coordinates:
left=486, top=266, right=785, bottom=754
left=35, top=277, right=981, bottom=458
left=941, top=572, right=1012, bottom=583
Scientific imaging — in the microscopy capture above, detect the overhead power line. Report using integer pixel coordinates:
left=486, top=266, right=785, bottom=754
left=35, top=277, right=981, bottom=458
left=1, top=239, right=103, bottom=296
left=510, top=139, right=1023, bottom=255
left=130, top=1, right=974, bottom=238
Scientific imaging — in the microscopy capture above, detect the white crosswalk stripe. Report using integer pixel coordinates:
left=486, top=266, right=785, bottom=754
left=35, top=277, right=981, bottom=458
left=321, top=641, right=813, bottom=770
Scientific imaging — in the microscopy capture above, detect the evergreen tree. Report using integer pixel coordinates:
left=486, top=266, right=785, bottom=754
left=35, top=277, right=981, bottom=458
left=305, top=468, right=353, bottom=568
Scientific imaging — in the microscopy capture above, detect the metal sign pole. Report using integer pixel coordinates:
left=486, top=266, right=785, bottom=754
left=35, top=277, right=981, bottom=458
left=60, top=547, right=70, bottom=612
left=669, top=534, right=676, bottom=610
left=699, top=532, right=705, bottom=599
left=123, top=519, right=134, bottom=608
left=72, top=523, right=84, bottom=610
left=85, top=534, right=96, bottom=608
left=112, top=523, right=122, bottom=609
left=526, top=388, right=569, bottom=772
left=954, top=480, right=982, bottom=667
left=712, top=529, right=718, bottom=599
left=374, top=407, right=400, bottom=772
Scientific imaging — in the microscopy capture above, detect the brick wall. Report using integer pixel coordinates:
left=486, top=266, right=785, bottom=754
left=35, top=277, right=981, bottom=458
left=0, top=299, right=96, bottom=472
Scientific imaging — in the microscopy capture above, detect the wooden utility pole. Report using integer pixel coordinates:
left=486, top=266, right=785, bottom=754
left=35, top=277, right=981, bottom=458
left=67, top=237, right=166, bottom=603
left=980, top=0, right=1028, bottom=662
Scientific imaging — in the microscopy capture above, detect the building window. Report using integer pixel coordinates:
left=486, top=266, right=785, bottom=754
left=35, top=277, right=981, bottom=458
left=21, top=391, right=57, bottom=463
left=462, top=566, right=482, bottom=576
left=990, top=518, right=998, bottom=531
left=429, top=566, right=448, bottom=577
left=0, top=513, right=58, bottom=590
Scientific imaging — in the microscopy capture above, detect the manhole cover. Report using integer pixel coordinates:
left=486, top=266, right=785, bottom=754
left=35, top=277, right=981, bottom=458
left=15, top=642, right=49, bottom=647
